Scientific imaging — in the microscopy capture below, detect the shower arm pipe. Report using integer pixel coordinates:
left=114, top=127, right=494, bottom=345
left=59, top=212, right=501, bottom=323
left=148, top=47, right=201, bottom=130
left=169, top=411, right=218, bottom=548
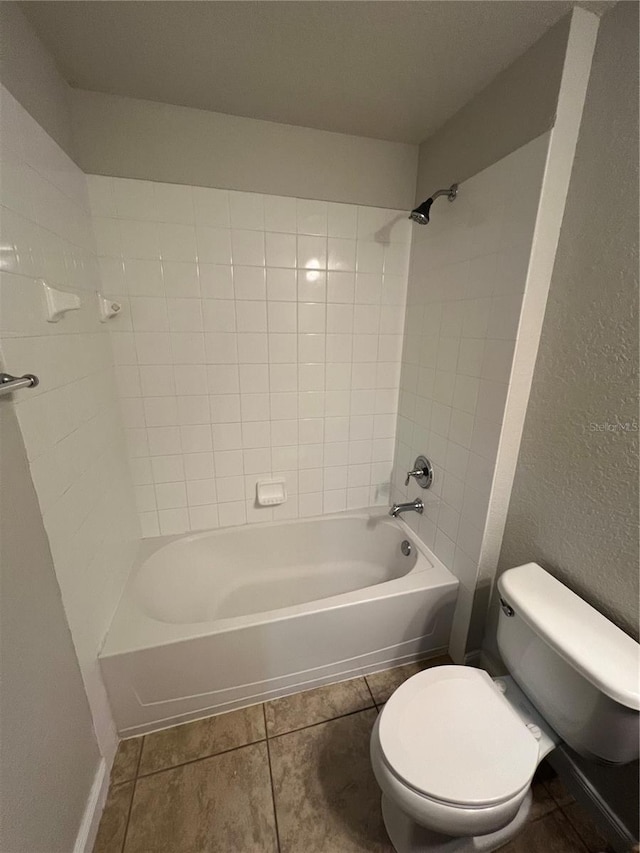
left=430, top=184, right=458, bottom=202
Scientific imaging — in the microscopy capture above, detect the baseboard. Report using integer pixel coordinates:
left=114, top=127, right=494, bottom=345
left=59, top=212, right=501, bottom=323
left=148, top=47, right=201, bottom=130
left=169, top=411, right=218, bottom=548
left=549, top=746, right=638, bottom=853
left=74, top=758, right=109, bottom=853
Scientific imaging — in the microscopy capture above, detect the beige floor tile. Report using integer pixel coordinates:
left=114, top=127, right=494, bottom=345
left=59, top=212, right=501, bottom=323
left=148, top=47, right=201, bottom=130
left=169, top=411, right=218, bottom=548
left=124, top=742, right=277, bottom=853
left=501, top=810, right=588, bottom=852
left=138, top=704, right=265, bottom=775
left=270, top=708, right=393, bottom=853
left=93, top=782, right=133, bottom=853
left=265, top=676, right=374, bottom=736
left=562, top=802, right=612, bottom=853
left=110, top=738, right=142, bottom=785
left=365, top=655, right=452, bottom=705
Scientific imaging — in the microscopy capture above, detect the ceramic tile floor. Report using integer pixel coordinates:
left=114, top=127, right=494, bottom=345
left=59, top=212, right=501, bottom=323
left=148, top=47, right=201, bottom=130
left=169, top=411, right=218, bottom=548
left=94, top=656, right=613, bottom=853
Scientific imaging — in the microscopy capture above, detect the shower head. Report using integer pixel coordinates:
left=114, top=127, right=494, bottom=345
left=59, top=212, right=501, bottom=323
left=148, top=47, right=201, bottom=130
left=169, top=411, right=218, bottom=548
left=409, top=183, right=458, bottom=224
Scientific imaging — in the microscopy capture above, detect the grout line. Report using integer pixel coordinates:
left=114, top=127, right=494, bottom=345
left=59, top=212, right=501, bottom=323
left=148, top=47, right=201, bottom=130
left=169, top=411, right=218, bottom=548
left=134, top=702, right=378, bottom=781
left=120, top=736, right=144, bottom=853
left=134, top=736, right=145, bottom=778
left=363, top=676, right=379, bottom=710
left=263, top=704, right=282, bottom=853
left=134, top=735, right=267, bottom=779
left=268, top=705, right=376, bottom=741
left=131, top=703, right=380, bottom=786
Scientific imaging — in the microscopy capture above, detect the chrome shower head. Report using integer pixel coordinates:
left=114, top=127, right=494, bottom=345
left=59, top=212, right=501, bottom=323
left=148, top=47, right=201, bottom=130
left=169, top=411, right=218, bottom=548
left=409, top=199, right=433, bottom=224
left=409, top=183, right=458, bottom=224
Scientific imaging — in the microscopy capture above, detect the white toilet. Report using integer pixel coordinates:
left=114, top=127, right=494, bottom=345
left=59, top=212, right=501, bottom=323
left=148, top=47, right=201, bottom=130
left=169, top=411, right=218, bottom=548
left=370, top=562, right=640, bottom=853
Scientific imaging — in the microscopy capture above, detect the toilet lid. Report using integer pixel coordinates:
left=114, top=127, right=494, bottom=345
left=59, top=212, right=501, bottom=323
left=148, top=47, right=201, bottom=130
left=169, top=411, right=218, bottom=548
left=378, top=666, right=539, bottom=807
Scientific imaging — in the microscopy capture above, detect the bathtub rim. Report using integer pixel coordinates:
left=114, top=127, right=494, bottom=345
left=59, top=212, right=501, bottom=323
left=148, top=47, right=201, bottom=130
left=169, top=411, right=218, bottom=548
left=101, top=507, right=456, bottom=658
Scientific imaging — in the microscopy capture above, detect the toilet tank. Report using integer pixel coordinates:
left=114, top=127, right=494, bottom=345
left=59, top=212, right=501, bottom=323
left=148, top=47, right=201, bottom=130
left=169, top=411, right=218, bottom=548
left=497, top=563, right=639, bottom=765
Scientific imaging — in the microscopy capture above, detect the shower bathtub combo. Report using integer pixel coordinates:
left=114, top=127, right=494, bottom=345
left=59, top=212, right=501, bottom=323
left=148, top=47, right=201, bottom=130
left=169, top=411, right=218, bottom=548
left=100, top=510, right=458, bottom=736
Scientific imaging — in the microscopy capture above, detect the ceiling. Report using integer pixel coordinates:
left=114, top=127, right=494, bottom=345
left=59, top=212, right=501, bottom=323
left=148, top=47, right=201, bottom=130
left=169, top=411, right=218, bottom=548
left=21, top=1, right=586, bottom=144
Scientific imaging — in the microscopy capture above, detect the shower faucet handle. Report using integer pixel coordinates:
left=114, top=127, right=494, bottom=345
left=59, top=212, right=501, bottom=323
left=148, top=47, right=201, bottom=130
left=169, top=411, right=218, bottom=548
left=404, top=456, right=434, bottom=489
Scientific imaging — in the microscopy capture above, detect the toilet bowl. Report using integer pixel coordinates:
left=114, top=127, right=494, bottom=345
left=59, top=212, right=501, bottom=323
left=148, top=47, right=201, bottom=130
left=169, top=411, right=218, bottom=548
left=370, top=666, right=557, bottom=852
left=370, top=563, right=640, bottom=853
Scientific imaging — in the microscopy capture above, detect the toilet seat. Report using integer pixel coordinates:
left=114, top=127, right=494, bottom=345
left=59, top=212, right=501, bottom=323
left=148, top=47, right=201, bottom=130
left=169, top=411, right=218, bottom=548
left=378, top=666, right=539, bottom=809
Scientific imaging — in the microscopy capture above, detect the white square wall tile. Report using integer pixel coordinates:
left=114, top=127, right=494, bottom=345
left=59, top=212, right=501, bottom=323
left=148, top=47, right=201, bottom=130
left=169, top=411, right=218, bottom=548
left=239, top=364, right=269, bottom=394
left=130, top=297, right=169, bottom=332
left=328, top=238, right=357, bottom=272
left=231, top=229, right=265, bottom=266
left=207, top=364, right=240, bottom=394
left=297, top=199, right=327, bottom=236
left=168, top=298, right=203, bottom=332
left=120, top=220, right=160, bottom=259
left=327, top=272, right=355, bottom=304
left=230, top=192, right=264, bottom=231
left=236, top=301, right=267, bottom=333
left=242, top=420, right=271, bottom=448
left=267, top=268, right=297, bottom=302
left=113, top=178, right=156, bottom=220
left=356, top=241, right=384, bottom=275
left=269, top=334, right=297, bottom=363
left=266, top=232, right=297, bottom=268
left=154, top=183, right=194, bottom=224
left=186, top=478, right=217, bottom=506
left=268, top=302, right=297, bottom=334
left=181, top=424, right=213, bottom=453
left=233, top=266, right=266, bottom=300
left=184, top=452, right=215, bottom=480
left=237, top=333, right=268, bottom=363
left=193, top=187, right=230, bottom=227
left=264, top=195, right=297, bottom=233
left=158, top=508, right=190, bottom=535
left=196, top=227, right=232, bottom=265
left=298, top=303, right=325, bottom=334
left=210, top=394, right=241, bottom=423
left=298, top=270, right=326, bottom=303
left=189, top=504, right=219, bottom=531
left=199, top=264, right=234, bottom=300
left=203, top=300, right=236, bottom=333
left=297, top=236, right=327, bottom=271
left=328, top=203, right=358, bottom=239
left=298, top=334, right=325, bottom=363
left=155, top=481, right=187, bottom=509
left=270, top=363, right=297, bottom=393
left=163, top=261, right=199, bottom=298
left=88, top=180, right=409, bottom=538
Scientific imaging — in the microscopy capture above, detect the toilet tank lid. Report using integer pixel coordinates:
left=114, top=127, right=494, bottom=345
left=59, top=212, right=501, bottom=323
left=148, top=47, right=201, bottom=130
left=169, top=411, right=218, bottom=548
left=498, top=564, right=640, bottom=711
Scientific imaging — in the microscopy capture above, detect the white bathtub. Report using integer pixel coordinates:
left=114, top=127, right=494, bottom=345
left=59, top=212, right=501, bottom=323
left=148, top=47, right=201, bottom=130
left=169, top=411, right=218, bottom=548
left=100, top=510, right=458, bottom=735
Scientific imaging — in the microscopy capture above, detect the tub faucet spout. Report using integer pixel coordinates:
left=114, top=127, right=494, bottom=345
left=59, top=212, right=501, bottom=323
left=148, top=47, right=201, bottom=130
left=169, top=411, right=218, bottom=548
left=389, top=499, right=424, bottom=518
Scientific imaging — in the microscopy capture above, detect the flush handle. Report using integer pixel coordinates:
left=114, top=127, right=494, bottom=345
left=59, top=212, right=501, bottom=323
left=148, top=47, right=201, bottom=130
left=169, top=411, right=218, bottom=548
left=500, top=597, right=515, bottom=617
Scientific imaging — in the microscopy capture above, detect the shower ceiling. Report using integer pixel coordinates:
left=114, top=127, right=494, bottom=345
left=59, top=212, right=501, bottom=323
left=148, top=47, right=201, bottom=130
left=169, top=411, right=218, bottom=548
left=20, top=1, right=604, bottom=144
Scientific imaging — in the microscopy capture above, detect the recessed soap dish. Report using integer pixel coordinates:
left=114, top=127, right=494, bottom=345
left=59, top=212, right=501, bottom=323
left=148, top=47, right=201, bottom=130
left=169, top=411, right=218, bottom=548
left=256, top=478, right=287, bottom=506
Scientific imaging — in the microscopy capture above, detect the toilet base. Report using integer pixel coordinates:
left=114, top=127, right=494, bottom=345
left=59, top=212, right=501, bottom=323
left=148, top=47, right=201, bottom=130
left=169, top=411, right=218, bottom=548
left=381, top=789, right=533, bottom=853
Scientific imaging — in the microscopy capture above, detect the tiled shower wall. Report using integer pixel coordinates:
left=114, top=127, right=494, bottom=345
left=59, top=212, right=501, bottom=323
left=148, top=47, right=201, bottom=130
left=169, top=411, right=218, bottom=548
left=0, top=86, right=139, bottom=756
left=391, top=134, right=550, bottom=655
left=88, top=177, right=411, bottom=536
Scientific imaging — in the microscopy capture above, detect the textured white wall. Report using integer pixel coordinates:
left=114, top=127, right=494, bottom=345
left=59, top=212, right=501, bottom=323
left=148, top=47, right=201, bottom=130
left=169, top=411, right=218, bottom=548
left=0, top=3, right=74, bottom=157
left=494, top=1, right=639, bottom=641
left=0, top=400, right=100, bottom=853
left=0, top=85, right=140, bottom=759
left=88, top=176, right=411, bottom=535
left=416, top=14, right=570, bottom=203
left=72, top=90, right=419, bottom=210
